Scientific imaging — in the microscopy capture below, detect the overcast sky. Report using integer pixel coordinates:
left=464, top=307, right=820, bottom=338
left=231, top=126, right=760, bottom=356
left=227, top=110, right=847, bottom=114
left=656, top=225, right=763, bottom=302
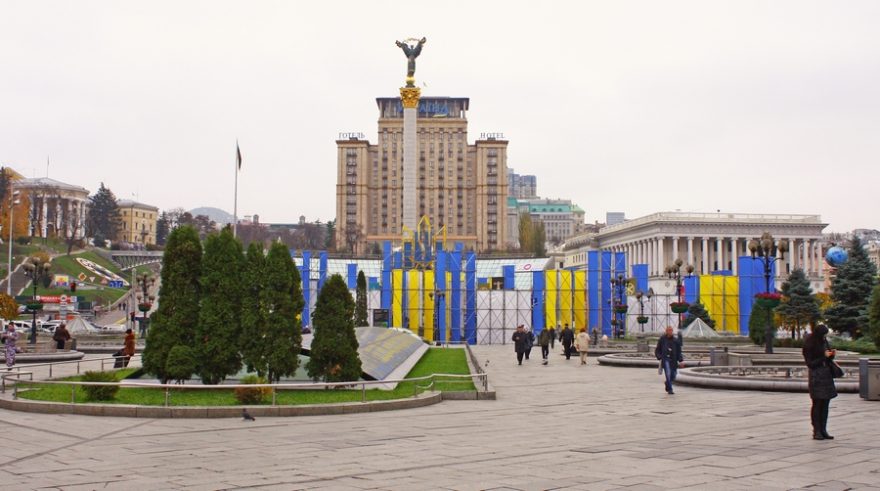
left=2, top=1, right=878, bottom=232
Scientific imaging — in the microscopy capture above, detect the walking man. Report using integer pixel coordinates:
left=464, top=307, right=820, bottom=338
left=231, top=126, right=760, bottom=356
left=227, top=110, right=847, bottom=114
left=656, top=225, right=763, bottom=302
left=512, top=325, right=528, bottom=365
left=655, top=326, right=684, bottom=394
left=538, top=327, right=551, bottom=365
left=560, top=324, right=574, bottom=360
left=524, top=326, right=534, bottom=360
left=548, top=324, right=557, bottom=349
left=575, top=328, right=590, bottom=365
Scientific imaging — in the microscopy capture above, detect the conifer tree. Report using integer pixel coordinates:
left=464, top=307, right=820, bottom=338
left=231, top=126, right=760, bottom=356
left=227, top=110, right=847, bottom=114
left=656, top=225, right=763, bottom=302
left=195, top=228, right=245, bottom=384
left=355, top=271, right=368, bottom=326
left=87, top=183, right=123, bottom=242
left=307, top=274, right=362, bottom=383
left=241, top=242, right=268, bottom=376
left=748, top=302, right=779, bottom=346
left=825, top=236, right=878, bottom=338
left=682, top=301, right=716, bottom=328
left=777, top=268, right=820, bottom=338
left=143, top=226, right=202, bottom=383
left=261, top=241, right=304, bottom=382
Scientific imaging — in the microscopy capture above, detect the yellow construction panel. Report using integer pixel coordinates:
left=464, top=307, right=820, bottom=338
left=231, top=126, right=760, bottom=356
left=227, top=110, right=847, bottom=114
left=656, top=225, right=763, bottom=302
left=392, top=269, right=403, bottom=327
left=574, top=271, right=587, bottom=329
left=559, top=270, right=573, bottom=328
left=423, top=270, right=435, bottom=342
left=407, top=270, right=421, bottom=335
left=545, top=270, right=558, bottom=329
left=699, top=275, right=741, bottom=334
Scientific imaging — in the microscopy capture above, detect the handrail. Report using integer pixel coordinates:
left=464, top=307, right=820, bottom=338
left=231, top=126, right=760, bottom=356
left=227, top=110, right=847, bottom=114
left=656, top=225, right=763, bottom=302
left=9, top=354, right=142, bottom=378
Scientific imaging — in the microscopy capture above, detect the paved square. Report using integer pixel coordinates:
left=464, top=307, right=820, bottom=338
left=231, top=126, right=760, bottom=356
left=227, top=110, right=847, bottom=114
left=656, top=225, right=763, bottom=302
left=1, top=345, right=879, bottom=490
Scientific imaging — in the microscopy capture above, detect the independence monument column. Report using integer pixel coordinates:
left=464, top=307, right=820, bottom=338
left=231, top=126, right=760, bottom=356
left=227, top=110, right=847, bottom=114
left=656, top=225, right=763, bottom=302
left=396, top=37, right=426, bottom=233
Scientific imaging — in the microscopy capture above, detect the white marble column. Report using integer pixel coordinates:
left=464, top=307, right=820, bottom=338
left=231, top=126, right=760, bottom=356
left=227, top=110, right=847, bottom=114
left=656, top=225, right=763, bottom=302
left=653, top=238, right=659, bottom=275
left=803, top=239, right=810, bottom=274
left=731, top=238, right=738, bottom=275
left=687, top=237, right=694, bottom=267
left=701, top=238, right=708, bottom=274
left=402, top=99, right=418, bottom=231
left=41, top=196, right=48, bottom=237
left=672, top=236, right=679, bottom=263
left=658, top=237, right=666, bottom=273
left=716, top=238, right=723, bottom=272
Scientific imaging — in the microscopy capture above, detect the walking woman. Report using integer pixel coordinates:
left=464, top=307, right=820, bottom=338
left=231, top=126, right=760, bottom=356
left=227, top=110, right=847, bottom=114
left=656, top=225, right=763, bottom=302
left=802, top=325, right=837, bottom=440
left=1, top=324, right=21, bottom=370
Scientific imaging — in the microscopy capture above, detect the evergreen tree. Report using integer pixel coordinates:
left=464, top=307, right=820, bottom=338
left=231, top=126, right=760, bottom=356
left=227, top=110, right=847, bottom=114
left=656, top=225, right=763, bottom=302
left=825, top=236, right=878, bottom=338
left=682, top=301, right=716, bottom=328
left=142, top=226, right=202, bottom=383
left=867, top=284, right=880, bottom=349
left=262, top=242, right=304, bottom=382
left=748, top=302, right=779, bottom=346
left=776, top=268, right=820, bottom=338
left=195, top=228, right=245, bottom=384
left=86, top=183, right=123, bottom=242
left=240, top=242, right=268, bottom=377
left=156, top=211, right=170, bottom=246
left=518, top=212, right=533, bottom=253
left=325, top=219, right=336, bottom=251
left=355, top=271, right=368, bottom=326
left=306, top=274, right=362, bottom=383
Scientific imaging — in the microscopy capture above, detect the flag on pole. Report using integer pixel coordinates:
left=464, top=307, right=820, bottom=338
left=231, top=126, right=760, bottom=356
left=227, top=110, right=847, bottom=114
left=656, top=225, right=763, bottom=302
left=236, top=141, right=242, bottom=170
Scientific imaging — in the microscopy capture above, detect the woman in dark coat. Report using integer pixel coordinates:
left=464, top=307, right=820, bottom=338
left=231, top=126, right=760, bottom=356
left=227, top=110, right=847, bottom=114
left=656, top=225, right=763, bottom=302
left=802, top=325, right=837, bottom=440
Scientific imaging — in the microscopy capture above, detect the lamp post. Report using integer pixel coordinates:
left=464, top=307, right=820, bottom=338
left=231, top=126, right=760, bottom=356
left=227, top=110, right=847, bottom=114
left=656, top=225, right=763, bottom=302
left=6, top=182, right=19, bottom=295
left=610, top=274, right=629, bottom=339
left=22, top=256, right=51, bottom=344
left=635, top=290, right=649, bottom=332
left=665, top=258, right=695, bottom=340
left=647, top=287, right=655, bottom=332
left=748, top=232, right=788, bottom=354
left=135, top=272, right=156, bottom=337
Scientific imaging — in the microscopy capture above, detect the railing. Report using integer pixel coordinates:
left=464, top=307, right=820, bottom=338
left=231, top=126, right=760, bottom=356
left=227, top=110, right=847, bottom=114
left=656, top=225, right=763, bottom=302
left=5, top=354, right=142, bottom=380
left=2, top=371, right=487, bottom=406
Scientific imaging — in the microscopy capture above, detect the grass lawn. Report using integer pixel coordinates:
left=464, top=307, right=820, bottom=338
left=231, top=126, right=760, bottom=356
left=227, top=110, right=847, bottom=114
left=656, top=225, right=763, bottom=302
left=16, top=347, right=477, bottom=406
left=25, top=250, right=129, bottom=305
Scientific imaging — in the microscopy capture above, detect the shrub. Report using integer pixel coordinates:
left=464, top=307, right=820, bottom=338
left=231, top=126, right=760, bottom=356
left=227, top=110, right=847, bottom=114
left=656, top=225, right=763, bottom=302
left=234, top=374, right=271, bottom=404
left=164, top=345, right=196, bottom=383
left=81, top=371, right=119, bottom=401
left=829, top=337, right=880, bottom=354
left=16, top=236, right=31, bottom=245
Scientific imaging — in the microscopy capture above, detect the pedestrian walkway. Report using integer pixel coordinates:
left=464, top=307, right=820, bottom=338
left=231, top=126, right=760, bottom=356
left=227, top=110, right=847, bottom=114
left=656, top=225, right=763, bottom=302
left=0, top=344, right=878, bottom=490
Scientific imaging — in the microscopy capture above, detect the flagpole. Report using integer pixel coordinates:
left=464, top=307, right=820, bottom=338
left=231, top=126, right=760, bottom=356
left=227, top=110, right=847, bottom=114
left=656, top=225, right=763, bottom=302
left=233, top=141, right=239, bottom=238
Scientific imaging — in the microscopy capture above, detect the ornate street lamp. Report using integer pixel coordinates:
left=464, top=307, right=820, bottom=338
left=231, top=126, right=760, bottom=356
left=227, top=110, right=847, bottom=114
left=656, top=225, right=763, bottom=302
left=136, top=272, right=156, bottom=336
left=22, top=256, right=51, bottom=344
left=635, top=290, right=649, bottom=332
left=748, top=232, right=788, bottom=354
left=610, top=274, right=629, bottom=339
left=665, top=259, right=695, bottom=340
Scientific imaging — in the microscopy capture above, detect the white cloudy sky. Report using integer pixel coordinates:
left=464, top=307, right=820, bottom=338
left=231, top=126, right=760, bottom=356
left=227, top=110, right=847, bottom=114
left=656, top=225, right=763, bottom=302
left=2, top=1, right=878, bottom=232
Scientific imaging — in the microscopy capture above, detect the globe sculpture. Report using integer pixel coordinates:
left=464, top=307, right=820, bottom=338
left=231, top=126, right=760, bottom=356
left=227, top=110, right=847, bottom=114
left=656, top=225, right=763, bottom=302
left=825, top=246, right=848, bottom=267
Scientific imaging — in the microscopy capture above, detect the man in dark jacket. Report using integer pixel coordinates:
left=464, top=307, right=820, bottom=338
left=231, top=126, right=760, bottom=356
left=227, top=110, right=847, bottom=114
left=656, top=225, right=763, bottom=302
left=560, top=324, right=574, bottom=360
left=537, top=328, right=551, bottom=365
left=655, top=326, right=684, bottom=394
left=511, top=325, right=528, bottom=365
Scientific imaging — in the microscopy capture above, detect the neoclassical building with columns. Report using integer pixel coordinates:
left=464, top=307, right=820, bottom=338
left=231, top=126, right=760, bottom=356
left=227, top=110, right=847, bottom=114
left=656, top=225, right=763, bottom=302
left=16, top=177, right=89, bottom=240
left=564, top=212, right=828, bottom=292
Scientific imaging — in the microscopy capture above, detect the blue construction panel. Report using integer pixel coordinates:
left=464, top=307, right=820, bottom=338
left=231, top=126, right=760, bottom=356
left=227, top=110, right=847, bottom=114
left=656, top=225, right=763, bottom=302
left=318, top=251, right=328, bottom=291
left=588, top=251, right=600, bottom=331
left=532, top=270, right=545, bottom=332
left=368, top=276, right=380, bottom=290
left=614, top=252, right=626, bottom=277
left=683, top=275, right=699, bottom=304
left=632, top=264, right=649, bottom=294
left=503, top=265, right=515, bottom=290
left=465, top=252, right=477, bottom=345
left=381, top=242, right=392, bottom=311
left=403, top=242, right=412, bottom=270
left=712, top=270, right=733, bottom=276
left=347, top=263, right=358, bottom=289
left=301, top=251, right=311, bottom=328
left=393, top=251, right=402, bottom=270
left=601, top=251, right=613, bottom=337
left=738, top=256, right=776, bottom=336
left=450, top=250, right=462, bottom=343
left=435, top=252, right=447, bottom=342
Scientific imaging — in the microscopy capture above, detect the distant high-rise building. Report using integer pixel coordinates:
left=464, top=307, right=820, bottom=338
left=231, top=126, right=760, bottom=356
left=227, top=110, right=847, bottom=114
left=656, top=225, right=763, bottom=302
left=336, top=96, right=509, bottom=252
left=508, top=169, right=537, bottom=199
left=606, top=212, right=626, bottom=226
left=506, top=197, right=587, bottom=247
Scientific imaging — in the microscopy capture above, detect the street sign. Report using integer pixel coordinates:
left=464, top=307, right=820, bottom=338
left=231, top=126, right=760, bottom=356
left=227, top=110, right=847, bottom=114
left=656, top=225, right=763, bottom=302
left=108, top=280, right=124, bottom=288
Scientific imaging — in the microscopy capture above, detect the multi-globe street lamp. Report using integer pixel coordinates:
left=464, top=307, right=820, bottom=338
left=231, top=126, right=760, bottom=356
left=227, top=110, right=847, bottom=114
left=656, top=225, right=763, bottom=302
left=610, top=274, right=629, bottom=339
left=665, top=258, right=695, bottom=340
left=748, top=232, right=788, bottom=354
left=23, top=256, right=51, bottom=344
left=135, top=272, right=156, bottom=336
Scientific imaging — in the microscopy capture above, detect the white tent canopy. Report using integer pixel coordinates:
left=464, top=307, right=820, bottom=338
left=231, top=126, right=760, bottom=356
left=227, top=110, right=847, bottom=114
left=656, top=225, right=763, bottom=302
left=680, top=318, right=720, bottom=338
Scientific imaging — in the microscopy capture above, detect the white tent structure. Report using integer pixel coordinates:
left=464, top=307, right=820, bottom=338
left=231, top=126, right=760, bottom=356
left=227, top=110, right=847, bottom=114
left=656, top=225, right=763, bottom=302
left=680, top=318, right=720, bottom=338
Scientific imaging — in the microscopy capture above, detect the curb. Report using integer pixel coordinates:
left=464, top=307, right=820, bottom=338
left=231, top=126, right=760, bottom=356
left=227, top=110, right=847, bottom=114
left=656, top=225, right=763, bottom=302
left=0, top=391, right=443, bottom=418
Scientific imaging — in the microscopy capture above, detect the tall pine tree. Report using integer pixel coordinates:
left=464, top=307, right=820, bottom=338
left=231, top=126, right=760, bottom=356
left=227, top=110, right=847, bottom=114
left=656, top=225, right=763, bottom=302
left=261, top=242, right=304, bottom=382
left=682, top=301, right=716, bottom=328
left=355, top=271, right=368, bottom=326
left=241, top=242, right=268, bottom=377
left=87, top=183, right=122, bottom=243
left=825, top=236, right=878, bottom=338
left=195, top=228, right=245, bottom=384
left=307, top=274, right=362, bottom=383
left=143, top=226, right=202, bottom=383
left=777, top=268, right=820, bottom=338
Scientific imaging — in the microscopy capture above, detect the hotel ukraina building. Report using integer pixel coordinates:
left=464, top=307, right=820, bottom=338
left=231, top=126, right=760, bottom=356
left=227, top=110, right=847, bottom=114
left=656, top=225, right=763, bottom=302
left=336, top=96, right=508, bottom=253
left=564, top=212, right=829, bottom=293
